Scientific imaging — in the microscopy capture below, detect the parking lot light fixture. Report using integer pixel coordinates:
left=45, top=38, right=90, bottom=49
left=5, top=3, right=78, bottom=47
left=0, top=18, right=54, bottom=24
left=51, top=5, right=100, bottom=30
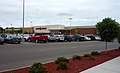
left=69, top=18, right=73, bottom=35
left=30, top=21, right=33, bottom=33
left=22, top=0, right=25, bottom=42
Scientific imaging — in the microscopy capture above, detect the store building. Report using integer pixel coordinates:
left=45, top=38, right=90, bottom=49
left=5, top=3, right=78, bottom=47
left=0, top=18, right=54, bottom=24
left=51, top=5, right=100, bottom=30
left=4, top=24, right=97, bottom=35
left=66, top=26, right=97, bottom=35
left=34, top=25, right=67, bottom=34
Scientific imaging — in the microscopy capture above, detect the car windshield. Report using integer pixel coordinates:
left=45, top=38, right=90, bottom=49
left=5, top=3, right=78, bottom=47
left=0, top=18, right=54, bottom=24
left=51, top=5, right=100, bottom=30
left=50, top=34, right=54, bottom=37
left=24, top=34, right=29, bottom=37
left=11, top=34, right=20, bottom=38
left=35, top=33, right=42, bottom=36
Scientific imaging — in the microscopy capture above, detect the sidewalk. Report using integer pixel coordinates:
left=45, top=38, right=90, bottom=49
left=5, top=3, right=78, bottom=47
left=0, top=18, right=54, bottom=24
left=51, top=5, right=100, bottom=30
left=81, top=56, right=120, bottom=73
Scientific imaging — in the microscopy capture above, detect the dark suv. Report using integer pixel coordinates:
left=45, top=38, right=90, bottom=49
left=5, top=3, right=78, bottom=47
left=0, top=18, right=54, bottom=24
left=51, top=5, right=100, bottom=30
left=64, top=35, right=72, bottom=42
left=1, top=34, right=21, bottom=44
left=72, top=35, right=84, bottom=41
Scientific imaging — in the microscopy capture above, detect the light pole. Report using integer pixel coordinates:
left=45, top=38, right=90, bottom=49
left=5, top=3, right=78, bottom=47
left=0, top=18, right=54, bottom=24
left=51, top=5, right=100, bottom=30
left=11, top=24, right=12, bottom=27
left=11, top=24, right=14, bottom=33
left=22, top=0, right=25, bottom=41
left=0, top=25, right=1, bottom=33
left=30, top=21, right=33, bottom=34
left=69, top=18, right=72, bottom=35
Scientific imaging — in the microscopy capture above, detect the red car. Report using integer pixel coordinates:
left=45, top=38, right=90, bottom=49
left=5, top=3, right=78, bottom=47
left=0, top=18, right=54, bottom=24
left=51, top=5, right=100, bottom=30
left=28, top=33, right=48, bottom=43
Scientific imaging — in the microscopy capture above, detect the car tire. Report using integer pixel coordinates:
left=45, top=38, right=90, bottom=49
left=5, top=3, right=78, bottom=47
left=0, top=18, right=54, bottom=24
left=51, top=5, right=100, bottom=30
left=8, top=40, right=12, bottom=44
left=28, top=38, right=31, bottom=42
left=35, top=39, right=39, bottom=43
left=43, top=39, right=46, bottom=43
left=18, top=42, right=20, bottom=44
left=76, top=39, right=80, bottom=41
left=0, top=42, right=4, bottom=45
left=24, top=38, right=26, bottom=42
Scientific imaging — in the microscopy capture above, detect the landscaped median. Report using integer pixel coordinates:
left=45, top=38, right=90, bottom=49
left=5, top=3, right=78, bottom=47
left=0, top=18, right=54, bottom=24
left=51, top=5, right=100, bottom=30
left=1, top=49, right=120, bottom=73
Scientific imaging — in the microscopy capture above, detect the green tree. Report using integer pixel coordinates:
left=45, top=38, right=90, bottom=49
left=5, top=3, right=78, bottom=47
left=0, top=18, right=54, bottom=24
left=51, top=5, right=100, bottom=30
left=96, top=17, right=119, bottom=52
left=117, top=27, right=120, bottom=44
left=0, top=27, right=4, bottom=33
left=18, top=28, right=23, bottom=34
left=31, top=27, right=34, bottom=34
left=65, top=31, right=70, bottom=35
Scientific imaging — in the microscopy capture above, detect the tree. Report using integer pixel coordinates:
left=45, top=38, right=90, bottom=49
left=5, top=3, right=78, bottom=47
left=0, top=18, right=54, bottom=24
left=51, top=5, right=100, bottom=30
left=0, top=27, right=4, bottom=33
left=117, top=27, right=120, bottom=45
left=18, top=28, right=23, bottom=34
left=96, top=17, right=119, bottom=52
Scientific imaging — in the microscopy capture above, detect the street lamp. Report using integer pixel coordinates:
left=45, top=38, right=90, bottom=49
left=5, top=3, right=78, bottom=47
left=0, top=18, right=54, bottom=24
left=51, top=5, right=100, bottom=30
left=11, top=24, right=12, bottom=27
left=69, top=18, right=72, bottom=35
left=22, top=0, right=25, bottom=41
left=0, top=25, right=1, bottom=33
left=30, top=21, right=33, bottom=33
left=11, top=24, right=14, bottom=33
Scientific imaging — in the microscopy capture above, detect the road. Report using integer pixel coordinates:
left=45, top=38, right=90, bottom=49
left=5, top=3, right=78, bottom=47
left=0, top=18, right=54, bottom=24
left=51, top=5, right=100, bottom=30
left=0, top=41, right=119, bottom=71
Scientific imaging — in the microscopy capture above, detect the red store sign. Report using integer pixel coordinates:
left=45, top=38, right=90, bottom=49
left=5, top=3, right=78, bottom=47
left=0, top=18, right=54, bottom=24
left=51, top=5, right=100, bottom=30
left=36, top=27, right=47, bottom=30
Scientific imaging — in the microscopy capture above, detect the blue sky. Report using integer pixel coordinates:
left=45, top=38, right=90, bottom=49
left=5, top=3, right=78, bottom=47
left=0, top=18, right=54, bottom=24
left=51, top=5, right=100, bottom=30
left=0, top=0, right=120, bottom=28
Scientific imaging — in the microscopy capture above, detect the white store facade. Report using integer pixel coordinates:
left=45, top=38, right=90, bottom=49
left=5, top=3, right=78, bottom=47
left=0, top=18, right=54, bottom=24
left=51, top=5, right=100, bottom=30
left=34, top=25, right=67, bottom=34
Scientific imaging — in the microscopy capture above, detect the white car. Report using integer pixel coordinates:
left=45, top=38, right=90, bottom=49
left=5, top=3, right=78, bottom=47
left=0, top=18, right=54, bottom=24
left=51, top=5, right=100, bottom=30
left=19, top=34, right=31, bottom=41
left=54, top=35, right=64, bottom=42
left=83, top=36, right=91, bottom=41
left=23, top=34, right=31, bottom=41
left=95, top=35, right=101, bottom=41
left=46, top=34, right=56, bottom=42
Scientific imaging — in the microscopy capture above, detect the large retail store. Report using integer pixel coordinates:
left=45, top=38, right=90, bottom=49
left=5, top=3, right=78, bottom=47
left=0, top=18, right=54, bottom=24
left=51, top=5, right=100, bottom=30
left=24, top=24, right=97, bottom=35
left=5, top=24, right=97, bottom=35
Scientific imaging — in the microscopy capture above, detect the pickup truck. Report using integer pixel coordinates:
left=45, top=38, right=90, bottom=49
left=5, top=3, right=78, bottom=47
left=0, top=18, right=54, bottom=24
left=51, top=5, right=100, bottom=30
left=28, top=33, right=48, bottom=43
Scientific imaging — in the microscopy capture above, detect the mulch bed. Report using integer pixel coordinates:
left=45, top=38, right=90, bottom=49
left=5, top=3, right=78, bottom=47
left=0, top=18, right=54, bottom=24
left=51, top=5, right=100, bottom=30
left=1, top=49, right=120, bottom=73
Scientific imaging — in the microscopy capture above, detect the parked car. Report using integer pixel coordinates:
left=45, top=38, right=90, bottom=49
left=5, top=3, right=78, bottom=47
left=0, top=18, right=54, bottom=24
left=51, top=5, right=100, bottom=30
left=28, top=33, right=48, bottom=43
left=64, top=35, right=72, bottom=42
left=0, top=35, right=4, bottom=45
left=1, top=34, right=21, bottom=44
left=72, top=35, right=91, bottom=41
left=82, top=35, right=91, bottom=41
left=85, top=35, right=101, bottom=41
left=54, top=35, right=64, bottom=42
left=20, top=34, right=31, bottom=42
left=47, top=34, right=56, bottom=42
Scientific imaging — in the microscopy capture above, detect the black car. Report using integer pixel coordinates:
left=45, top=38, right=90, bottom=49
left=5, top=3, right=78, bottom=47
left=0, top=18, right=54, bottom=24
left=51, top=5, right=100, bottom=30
left=72, top=35, right=86, bottom=41
left=1, top=34, right=21, bottom=44
left=64, top=35, right=72, bottom=42
left=85, top=35, right=101, bottom=41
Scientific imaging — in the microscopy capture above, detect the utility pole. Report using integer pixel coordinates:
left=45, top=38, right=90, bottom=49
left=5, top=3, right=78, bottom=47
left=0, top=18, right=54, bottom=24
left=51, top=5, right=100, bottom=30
left=30, top=21, right=33, bottom=34
left=69, top=18, right=72, bottom=35
left=22, top=0, right=25, bottom=41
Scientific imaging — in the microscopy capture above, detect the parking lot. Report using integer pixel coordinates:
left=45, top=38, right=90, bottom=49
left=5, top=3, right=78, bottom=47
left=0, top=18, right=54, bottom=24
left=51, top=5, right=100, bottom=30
left=0, top=41, right=119, bottom=71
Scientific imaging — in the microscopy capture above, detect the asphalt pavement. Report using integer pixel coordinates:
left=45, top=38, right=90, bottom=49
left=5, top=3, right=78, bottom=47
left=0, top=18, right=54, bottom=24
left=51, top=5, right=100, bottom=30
left=0, top=41, right=119, bottom=71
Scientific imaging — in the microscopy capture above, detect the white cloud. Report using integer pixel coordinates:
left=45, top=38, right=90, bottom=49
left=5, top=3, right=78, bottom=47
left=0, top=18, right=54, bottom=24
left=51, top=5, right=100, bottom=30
left=0, top=0, right=120, bottom=28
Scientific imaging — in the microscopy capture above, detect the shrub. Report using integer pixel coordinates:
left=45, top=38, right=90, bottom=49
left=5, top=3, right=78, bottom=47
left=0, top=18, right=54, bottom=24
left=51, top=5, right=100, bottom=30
left=83, top=53, right=95, bottom=60
left=90, top=56, right=95, bottom=60
left=57, top=62, right=68, bottom=70
left=73, top=55, right=81, bottom=60
left=119, top=47, right=120, bottom=49
left=91, top=51, right=100, bottom=56
left=83, top=53, right=91, bottom=57
left=29, top=62, right=47, bottom=73
left=55, top=57, right=69, bottom=64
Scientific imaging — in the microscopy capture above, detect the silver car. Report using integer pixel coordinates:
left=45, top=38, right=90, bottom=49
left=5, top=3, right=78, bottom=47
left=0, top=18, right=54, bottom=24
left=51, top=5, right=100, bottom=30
left=1, top=34, right=21, bottom=44
left=0, top=36, right=4, bottom=45
left=54, top=35, right=65, bottom=42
